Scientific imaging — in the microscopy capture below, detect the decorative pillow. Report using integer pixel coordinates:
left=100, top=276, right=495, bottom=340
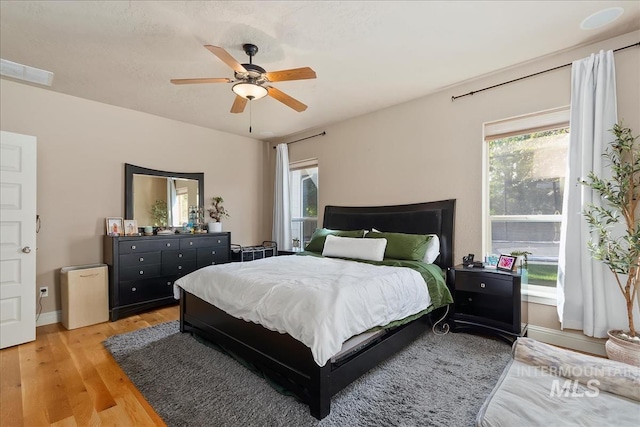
left=322, top=235, right=387, bottom=262
left=304, top=228, right=365, bottom=253
left=365, top=231, right=432, bottom=261
left=423, top=234, right=440, bottom=264
left=370, top=228, right=440, bottom=264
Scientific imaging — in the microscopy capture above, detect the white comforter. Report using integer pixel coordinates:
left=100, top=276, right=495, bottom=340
left=174, top=255, right=431, bottom=366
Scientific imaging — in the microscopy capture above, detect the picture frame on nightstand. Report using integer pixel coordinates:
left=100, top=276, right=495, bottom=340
left=497, top=254, right=516, bottom=271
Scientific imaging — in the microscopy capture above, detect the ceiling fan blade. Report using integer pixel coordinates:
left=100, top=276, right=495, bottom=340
left=205, top=45, right=247, bottom=73
left=230, top=95, right=248, bottom=114
left=265, top=67, right=317, bottom=82
left=170, top=78, right=231, bottom=85
left=267, top=86, right=308, bottom=112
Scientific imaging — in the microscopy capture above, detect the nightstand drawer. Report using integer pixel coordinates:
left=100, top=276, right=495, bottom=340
left=455, top=271, right=513, bottom=297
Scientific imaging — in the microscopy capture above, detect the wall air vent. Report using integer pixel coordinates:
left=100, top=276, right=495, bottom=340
left=1, top=59, right=54, bottom=86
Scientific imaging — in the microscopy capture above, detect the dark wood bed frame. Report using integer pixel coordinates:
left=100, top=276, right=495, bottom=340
left=179, top=199, right=455, bottom=419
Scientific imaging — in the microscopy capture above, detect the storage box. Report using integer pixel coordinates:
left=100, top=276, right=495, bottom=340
left=60, top=264, right=109, bottom=329
left=230, top=241, right=277, bottom=262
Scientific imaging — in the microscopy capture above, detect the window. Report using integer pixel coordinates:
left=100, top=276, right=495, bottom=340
left=483, top=107, right=570, bottom=299
left=290, top=160, right=318, bottom=249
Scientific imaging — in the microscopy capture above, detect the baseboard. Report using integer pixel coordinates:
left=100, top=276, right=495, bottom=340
left=527, top=325, right=607, bottom=357
left=36, top=310, right=61, bottom=327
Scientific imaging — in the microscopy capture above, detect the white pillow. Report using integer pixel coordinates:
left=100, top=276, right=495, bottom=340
left=423, top=234, right=440, bottom=264
left=322, top=235, right=387, bottom=262
left=371, top=228, right=440, bottom=264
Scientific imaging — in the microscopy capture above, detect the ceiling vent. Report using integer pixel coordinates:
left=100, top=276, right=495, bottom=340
left=1, top=59, right=54, bottom=86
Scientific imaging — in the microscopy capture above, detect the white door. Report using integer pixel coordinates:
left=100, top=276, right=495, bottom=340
left=0, top=131, right=37, bottom=349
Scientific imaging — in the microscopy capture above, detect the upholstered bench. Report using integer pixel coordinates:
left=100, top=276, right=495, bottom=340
left=476, top=337, right=640, bottom=426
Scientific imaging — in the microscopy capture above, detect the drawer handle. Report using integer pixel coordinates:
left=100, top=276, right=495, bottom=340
left=480, top=283, right=486, bottom=288
left=132, top=287, right=137, bottom=292
left=217, top=240, right=221, bottom=243
left=212, top=250, right=216, bottom=255
left=139, top=257, right=144, bottom=262
left=167, top=282, right=172, bottom=286
left=131, top=245, right=136, bottom=250
left=179, top=253, right=183, bottom=258
left=211, top=261, right=215, bottom=265
left=139, top=270, right=144, bottom=275
left=166, top=243, right=171, bottom=247
left=189, top=242, right=193, bottom=246
left=178, top=266, right=182, bottom=270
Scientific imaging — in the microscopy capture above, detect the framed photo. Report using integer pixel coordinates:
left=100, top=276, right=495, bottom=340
left=123, top=219, right=138, bottom=236
left=497, top=254, right=517, bottom=272
left=106, top=217, right=123, bottom=236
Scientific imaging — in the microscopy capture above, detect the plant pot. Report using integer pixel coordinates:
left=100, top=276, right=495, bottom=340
left=517, top=267, right=528, bottom=285
left=605, top=330, right=640, bottom=367
left=207, top=222, right=222, bottom=233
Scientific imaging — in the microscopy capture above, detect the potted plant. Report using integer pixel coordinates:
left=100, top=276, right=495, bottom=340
left=510, top=250, right=532, bottom=284
left=207, top=196, right=230, bottom=233
left=581, top=123, right=639, bottom=366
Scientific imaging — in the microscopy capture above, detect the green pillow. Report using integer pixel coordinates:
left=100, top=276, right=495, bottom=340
left=304, top=228, right=365, bottom=253
left=365, top=231, right=432, bottom=261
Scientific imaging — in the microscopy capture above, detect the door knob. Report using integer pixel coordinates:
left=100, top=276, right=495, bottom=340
left=22, top=246, right=31, bottom=253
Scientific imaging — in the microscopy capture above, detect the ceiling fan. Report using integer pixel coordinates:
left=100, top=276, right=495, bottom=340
left=170, top=43, right=316, bottom=114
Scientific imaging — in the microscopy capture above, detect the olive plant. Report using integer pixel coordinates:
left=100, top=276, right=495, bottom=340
left=582, top=123, right=639, bottom=338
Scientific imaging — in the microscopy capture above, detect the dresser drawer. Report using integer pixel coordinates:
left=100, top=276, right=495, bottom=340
left=197, top=247, right=230, bottom=266
left=120, top=264, right=162, bottom=281
left=162, top=260, right=197, bottom=276
left=119, top=277, right=174, bottom=306
left=161, top=249, right=197, bottom=263
left=455, top=271, right=513, bottom=297
left=180, top=235, right=229, bottom=249
left=119, top=252, right=161, bottom=267
left=118, top=239, right=177, bottom=254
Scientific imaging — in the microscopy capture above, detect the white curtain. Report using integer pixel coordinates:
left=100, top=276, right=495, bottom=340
left=273, top=143, right=291, bottom=250
left=168, top=179, right=178, bottom=227
left=557, top=50, right=627, bottom=337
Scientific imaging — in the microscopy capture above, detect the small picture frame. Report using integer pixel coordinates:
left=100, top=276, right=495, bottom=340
left=123, top=219, right=138, bottom=236
left=106, top=217, right=123, bottom=236
left=497, top=254, right=517, bottom=272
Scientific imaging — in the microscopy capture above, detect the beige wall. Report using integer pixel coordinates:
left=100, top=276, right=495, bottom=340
left=265, top=31, right=640, bottom=331
left=0, top=80, right=266, bottom=315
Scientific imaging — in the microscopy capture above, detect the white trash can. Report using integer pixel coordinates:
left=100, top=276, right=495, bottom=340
left=60, top=264, right=109, bottom=329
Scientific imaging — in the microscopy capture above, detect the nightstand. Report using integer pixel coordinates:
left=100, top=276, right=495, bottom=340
left=278, top=248, right=304, bottom=256
left=447, top=265, right=528, bottom=343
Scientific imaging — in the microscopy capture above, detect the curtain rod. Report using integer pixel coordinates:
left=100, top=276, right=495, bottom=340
left=272, top=131, right=326, bottom=149
left=451, top=41, right=640, bottom=102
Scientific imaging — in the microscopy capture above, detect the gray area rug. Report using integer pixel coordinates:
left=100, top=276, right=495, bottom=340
left=104, top=321, right=511, bottom=427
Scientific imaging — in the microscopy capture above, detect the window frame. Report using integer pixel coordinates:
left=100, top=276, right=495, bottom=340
left=482, top=107, right=570, bottom=305
left=289, top=158, right=318, bottom=248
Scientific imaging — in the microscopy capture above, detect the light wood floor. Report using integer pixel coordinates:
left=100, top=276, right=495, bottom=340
left=0, top=305, right=179, bottom=426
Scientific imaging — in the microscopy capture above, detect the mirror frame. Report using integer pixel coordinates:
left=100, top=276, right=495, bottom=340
left=124, top=163, right=205, bottom=223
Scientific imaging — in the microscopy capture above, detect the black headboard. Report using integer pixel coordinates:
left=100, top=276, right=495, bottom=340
left=323, top=199, right=455, bottom=269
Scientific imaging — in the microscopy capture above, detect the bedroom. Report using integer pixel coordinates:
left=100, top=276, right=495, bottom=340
left=1, top=1, right=639, bottom=425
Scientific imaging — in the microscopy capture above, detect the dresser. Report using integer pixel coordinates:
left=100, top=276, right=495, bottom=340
left=448, top=265, right=528, bottom=343
left=104, top=232, right=230, bottom=321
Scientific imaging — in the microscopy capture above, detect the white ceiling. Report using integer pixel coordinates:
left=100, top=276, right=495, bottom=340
left=1, top=1, right=639, bottom=141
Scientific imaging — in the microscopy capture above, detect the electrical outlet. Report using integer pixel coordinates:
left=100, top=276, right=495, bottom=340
left=39, top=286, right=48, bottom=297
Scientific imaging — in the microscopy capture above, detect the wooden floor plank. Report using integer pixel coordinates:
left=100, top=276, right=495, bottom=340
left=0, top=345, right=24, bottom=426
left=0, top=306, right=179, bottom=426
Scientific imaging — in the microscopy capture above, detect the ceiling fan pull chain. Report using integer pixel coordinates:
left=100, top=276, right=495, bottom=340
left=249, top=101, right=252, bottom=133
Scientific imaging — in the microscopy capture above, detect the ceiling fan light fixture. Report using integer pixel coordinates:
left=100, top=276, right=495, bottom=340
left=232, top=82, right=268, bottom=100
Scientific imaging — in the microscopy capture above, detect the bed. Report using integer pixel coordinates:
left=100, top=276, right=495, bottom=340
left=177, top=199, right=455, bottom=419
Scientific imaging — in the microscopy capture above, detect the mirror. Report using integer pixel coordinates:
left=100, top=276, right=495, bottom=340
left=125, top=164, right=204, bottom=228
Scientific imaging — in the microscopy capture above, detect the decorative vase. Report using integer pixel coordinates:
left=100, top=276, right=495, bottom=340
left=518, top=267, right=528, bottom=285
left=207, top=222, right=222, bottom=233
left=605, top=330, right=640, bottom=367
